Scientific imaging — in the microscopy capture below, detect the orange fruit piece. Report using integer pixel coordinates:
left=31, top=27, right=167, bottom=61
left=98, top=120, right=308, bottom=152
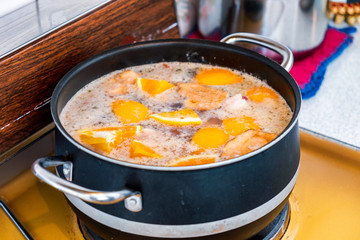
left=246, top=86, right=279, bottom=102
left=223, top=116, right=261, bottom=136
left=77, top=126, right=142, bottom=153
left=191, top=127, right=229, bottom=150
left=130, top=140, right=163, bottom=158
left=166, top=154, right=217, bottom=167
left=149, top=109, right=202, bottom=126
left=112, top=99, right=149, bottom=124
left=195, top=68, right=242, bottom=85
left=136, top=77, right=175, bottom=96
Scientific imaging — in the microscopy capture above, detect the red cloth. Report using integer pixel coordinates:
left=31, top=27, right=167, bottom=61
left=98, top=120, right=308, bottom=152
left=290, top=28, right=351, bottom=88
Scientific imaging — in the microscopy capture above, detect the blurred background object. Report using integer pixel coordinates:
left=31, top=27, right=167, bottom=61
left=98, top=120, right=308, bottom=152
left=175, top=0, right=329, bottom=58
left=327, top=1, right=360, bottom=26
left=197, top=0, right=233, bottom=40
left=233, top=0, right=328, bottom=57
left=174, top=0, right=199, bottom=37
left=0, top=0, right=110, bottom=58
left=0, top=0, right=34, bottom=17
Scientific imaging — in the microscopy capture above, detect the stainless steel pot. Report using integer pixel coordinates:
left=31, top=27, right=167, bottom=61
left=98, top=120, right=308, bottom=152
left=32, top=33, right=301, bottom=239
left=229, top=0, right=328, bottom=57
left=177, top=0, right=328, bottom=58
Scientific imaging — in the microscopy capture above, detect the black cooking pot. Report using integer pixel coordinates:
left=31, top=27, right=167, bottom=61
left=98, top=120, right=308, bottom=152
left=32, top=33, right=301, bottom=239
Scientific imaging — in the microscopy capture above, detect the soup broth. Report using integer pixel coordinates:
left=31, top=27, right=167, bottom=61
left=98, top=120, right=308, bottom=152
left=60, top=62, right=292, bottom=167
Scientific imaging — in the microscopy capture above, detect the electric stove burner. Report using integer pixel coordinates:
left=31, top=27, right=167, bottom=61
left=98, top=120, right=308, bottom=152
left=248, top=202, right=290, bottom=240
left=80, top=202, right=290, bottom=240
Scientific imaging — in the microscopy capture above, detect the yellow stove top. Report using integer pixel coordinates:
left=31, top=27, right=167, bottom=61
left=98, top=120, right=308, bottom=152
left=1, top=131, right=360, bottom=240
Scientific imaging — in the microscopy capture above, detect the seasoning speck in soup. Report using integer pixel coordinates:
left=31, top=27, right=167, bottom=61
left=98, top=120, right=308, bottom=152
left=60, top=62, right=292, bottom=167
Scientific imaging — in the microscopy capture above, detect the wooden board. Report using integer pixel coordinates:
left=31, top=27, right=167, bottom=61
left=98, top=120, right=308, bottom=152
left=0, top=0, right=179, bottom=156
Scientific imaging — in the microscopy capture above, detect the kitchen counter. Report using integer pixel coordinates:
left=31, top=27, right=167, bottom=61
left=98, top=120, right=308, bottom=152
left=299, top=25, right=360, bottom=150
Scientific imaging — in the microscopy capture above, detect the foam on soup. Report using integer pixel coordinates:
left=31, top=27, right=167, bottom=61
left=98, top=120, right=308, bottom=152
left=60, top=62, right=292, bottom=166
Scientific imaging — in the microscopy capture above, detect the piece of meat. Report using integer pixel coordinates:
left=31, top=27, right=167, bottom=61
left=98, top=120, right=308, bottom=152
left=105, top=70, right=139, bottom=95
left=256, top=130, right=277, bottom=142
left=221, top=130, right=277, bottom=159
left=222, top=94, right=248, bottom=114
left=178, top=83, right=228, bottom=110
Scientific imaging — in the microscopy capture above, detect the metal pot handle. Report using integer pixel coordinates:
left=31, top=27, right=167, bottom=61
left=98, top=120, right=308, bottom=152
left=220, top=32, right=294, bottom=72
left=31, top=156, right=142, bottom=212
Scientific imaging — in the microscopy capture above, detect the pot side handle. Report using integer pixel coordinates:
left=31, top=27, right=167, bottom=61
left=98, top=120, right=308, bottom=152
left=220, top=32, right=294, bottom=72
left=31, top=156, right=142, bottom=212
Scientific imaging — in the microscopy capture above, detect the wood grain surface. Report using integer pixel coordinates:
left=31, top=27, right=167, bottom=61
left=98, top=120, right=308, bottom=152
left=0, top=0, right=179, bottom=156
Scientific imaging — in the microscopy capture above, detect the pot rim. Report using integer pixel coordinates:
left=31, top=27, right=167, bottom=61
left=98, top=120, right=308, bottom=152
left=51, top=38, right=301, bottom=172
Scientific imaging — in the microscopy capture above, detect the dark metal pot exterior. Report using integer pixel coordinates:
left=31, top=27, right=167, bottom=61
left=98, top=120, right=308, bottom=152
left=47, top=39, right=300, bottom=238
left=55, top=124, right=299, bottom=225
left=57, top=124, right=298, bottom=238
left=74, top=198, right=290, bottom=240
